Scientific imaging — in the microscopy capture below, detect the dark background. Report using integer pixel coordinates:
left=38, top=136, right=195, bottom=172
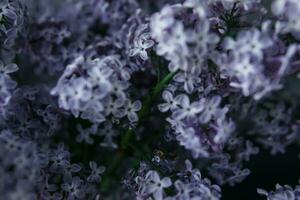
left=222, top=145, right=300, bottom=199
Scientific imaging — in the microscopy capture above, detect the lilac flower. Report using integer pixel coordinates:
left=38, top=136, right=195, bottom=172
left=150, top=6, right=176, bottom=43
left=0, top=75, right=16, bottom=107
left=87, top=161, right=105, bottom=183
left=158, top=90, right=181, bottom=112
left=103, top=96, right=124, bottom=118
left=97, top=122, right=119, bottom=149
left=199, top=96, right=222, bottom=124
left=0, top=61, right=18, bottom=75
left=223, top=28, right=273, bottom=60
left=2, top=0, right=300, bottom=199
left=63, top=163, right=82, bottom=180
left=150, top=6, right=190, bottom=71
left=58, top=77, right=92, bottom=117
left=172, top=159, right=222, bottom=200
left=258, top=182, right=300, bottom=200
left=111, top=80, right=130, bottom=103
left=209, top=157, right=251, bottom=186
left=144, top=170, right=172, bottom=200
left=0, top=61, right=18, bottom=108
left=173, top=67, right=201, bottom=94
left=76, top=124, right=98, bottom=144
left=212, top=118, right=235, bottom=144
left=51, top=55, right=138, bottom=123
left=87, top=59, right=113, bottom=85
left=129, top=24, right=154, bottom=61
left=62, top=176, right=85, bottom=200
left=0, top=0, right=27, bottom=52
left=218, top=52, right=277, bottom=99
left=49, top=146, right=70, bottom=173
left=172, top=95, right=205, bottom=120
left=216, top=27, right=282, bottom=99
left=272, top=0, right=300, bottom=39
left=237, top=140, right=260, bottom=162
left=80, top=105, right=105, bottom=123
left=176, top=126, right=209, bottom=158
left=210, top=0, right=261, bottom=10
left=122, top=99, right=142, bottom=122
left=178, top=160, right=202, bottom=181
left=39, top=175, right=58, bottom=198
left=171, top=180, right=193, bottom=199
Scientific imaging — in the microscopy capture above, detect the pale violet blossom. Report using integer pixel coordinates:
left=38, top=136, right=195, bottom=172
left=144, top=170, right=172, bottom=200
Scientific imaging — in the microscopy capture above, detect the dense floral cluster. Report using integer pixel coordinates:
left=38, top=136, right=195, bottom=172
left=1, top=0, right=300, bottom=199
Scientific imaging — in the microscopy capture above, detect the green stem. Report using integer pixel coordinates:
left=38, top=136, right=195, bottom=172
left=101, top=150, right=123, bottom=190
left=121, top=70, right=178, bottom=148
left=101, top=70, right=178, bottom=190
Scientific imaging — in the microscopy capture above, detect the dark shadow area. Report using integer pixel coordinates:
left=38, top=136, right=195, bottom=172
left=222, top=145, right=300, bottom=200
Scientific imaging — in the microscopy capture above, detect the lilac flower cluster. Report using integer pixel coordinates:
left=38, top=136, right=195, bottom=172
left=258, top=182, right=300, bottom=200
left=1, top=0, right=300, bottom=199
left=51, top=55, right=141, bottom=124
left=132, top=160, right=221, bottom=200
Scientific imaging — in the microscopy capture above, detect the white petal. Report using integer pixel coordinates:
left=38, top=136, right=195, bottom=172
left=128, top=112, right=138, bottom=122
left=161, top=177, right=172, bottom=187
left=162, top=90, right=173, bottom=102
